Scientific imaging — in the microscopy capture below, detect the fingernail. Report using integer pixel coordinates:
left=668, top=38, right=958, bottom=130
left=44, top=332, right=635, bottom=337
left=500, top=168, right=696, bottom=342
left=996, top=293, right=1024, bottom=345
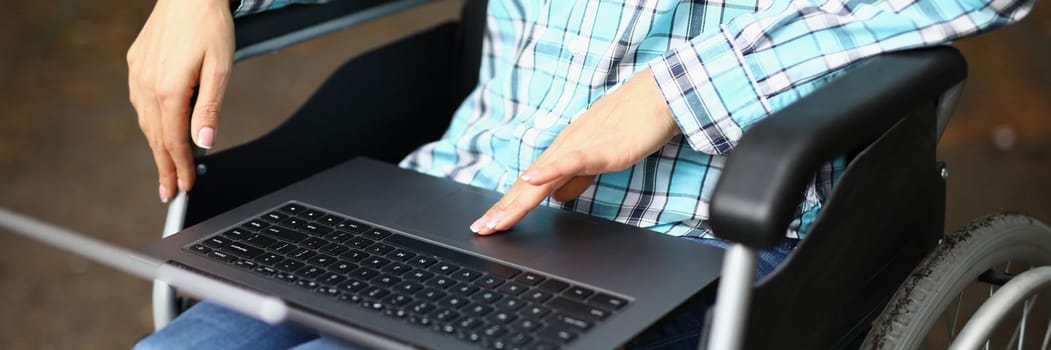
left=470, top=216, right=488, bottom=233
left=159, top=185, right=170, bottom=204
left=197, top=127, right=214, bottom=149
left=486, top=212, right=506, bottom=229
left=177, top=179, right=187, bottom=193
left=521, top=170, right=538, bottom=182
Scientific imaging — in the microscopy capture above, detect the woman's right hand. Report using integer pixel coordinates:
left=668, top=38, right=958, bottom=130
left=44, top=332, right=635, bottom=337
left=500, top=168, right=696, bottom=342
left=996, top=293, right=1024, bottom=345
left=127, top=0, right=235, bottom=203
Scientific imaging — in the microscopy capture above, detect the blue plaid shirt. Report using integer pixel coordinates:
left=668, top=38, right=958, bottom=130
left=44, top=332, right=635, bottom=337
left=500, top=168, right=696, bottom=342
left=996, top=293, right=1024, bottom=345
left=237, top=0, right=1034, bottom=238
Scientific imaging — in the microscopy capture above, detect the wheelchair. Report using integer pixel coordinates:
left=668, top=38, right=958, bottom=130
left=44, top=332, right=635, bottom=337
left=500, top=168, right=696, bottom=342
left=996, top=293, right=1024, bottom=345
left=151, top=0, right=1051, bottom=348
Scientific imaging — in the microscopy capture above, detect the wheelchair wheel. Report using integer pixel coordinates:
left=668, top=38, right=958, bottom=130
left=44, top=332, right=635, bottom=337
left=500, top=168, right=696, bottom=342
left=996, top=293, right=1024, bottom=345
left=862, top=213, right=1051, bottom=349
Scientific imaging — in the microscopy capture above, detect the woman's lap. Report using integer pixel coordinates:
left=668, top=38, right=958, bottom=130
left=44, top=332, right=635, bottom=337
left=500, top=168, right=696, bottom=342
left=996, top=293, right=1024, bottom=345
left=135, top=238, right=793, bottom=350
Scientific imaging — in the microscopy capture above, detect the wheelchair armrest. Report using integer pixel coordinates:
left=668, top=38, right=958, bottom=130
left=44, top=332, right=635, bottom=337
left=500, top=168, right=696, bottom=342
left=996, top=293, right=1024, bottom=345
left=233, top=0, right=432, bottom=62
left=709, top=46, right=967, bottom=249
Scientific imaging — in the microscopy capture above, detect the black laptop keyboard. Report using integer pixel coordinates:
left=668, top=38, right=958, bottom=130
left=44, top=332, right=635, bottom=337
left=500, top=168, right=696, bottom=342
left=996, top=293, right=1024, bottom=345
left=184, top=202, right=630, bottom=349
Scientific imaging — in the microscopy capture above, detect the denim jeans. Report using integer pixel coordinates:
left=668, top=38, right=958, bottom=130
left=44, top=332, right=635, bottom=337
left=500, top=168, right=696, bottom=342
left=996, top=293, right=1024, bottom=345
left=134, top=238, right=794, bottom=350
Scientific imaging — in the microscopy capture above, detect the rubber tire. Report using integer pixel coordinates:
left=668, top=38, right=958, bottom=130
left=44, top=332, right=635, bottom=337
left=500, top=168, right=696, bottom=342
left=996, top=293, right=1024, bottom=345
left=862, top=214, right=1051, bottom=350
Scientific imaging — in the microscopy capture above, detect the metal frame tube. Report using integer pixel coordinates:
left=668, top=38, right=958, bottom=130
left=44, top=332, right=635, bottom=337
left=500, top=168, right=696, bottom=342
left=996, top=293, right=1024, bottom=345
left=705, top=243, right=758, bottom=350
left=951, top=266, right=1051, bottom=350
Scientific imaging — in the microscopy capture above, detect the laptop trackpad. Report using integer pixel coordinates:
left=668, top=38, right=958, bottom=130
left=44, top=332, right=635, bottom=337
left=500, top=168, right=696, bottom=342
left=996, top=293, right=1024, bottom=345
left=394, top=188, right=623, bottom=276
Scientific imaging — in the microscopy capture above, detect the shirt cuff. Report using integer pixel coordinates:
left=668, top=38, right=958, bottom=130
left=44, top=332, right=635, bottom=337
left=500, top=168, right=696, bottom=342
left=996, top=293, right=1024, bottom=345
left=648, top=27, right=769, bottom=155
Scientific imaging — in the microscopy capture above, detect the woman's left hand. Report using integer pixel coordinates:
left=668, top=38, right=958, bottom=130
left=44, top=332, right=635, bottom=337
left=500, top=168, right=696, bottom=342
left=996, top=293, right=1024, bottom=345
left=471, top=68, right=680, bottom=235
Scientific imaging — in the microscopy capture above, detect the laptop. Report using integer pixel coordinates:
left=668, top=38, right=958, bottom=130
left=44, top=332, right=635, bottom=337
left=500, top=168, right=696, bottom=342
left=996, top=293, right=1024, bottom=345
left=1, top=157, right=724, bottom=349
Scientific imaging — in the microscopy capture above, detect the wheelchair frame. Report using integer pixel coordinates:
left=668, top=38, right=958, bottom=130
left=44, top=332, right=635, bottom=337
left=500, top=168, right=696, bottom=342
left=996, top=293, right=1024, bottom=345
left=152, top=1, right=1051, bottom=349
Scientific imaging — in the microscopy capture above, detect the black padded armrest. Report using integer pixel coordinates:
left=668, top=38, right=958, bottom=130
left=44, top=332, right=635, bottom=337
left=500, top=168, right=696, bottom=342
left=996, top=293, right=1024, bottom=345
left=709, top=47, right=967, bottom=249
left=233, top=0, right=430, bottom=61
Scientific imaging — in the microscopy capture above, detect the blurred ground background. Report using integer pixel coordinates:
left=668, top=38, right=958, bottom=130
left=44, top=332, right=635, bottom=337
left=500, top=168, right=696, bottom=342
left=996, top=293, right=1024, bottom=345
left=0, top=0, right=1048, bottom=349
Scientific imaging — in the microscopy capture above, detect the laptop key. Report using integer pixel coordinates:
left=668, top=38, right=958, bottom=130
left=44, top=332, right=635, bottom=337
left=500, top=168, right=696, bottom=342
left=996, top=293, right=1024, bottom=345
left=588, top=292, right=629, bottom=310
left=387, top=250, right=415, bottom=261
left=339, top=250, right=369, bottom=262
left=202, top=236, right=231, bottom=248
left=316, top=286, right=340, bottom=297
left=364, top=287, right=389, bottom=300
left=453, top=269, right=483, bottom=282
left=494, top=297, right=526, bottom=311
left=497, top=282, right=528, bottom=296
left=472, top=290, right=502, bottom=304
left=429, top=262, right=460, bottom=275
left=298, top=208, right=327, bottom=220
left=244, top=234, right=276, bottom=249
left=189, top=244, right=211, bottom=255
left=275, top=260, right=305, bottom=272
left=324, top=231, right=354, bottom=244
left=339, top=280, right=368, bottom=293
left=451, top=284, right=479, bottom=297
left=289, top=248, right=316, bottom=261
left=382, top=262, right=411, bottom=275
left=426, top=276, right=456, bottom=289
left=458, top=316, right=485, bottom=330
left=475, top=276, right=504, bottom=289
left=362, top=257, right=391, bottom=269
left=350, top=268, right=380, bottom=281
left=318, top=215, right=346, bottom=226
left=394, top=281, right=424, bottom=294
left=261, top=211, right=288, bottom=223
left=206, top=250, right=237, bottom=263
left=222, top=228, right=251, bottom=239
left=563, top=286, right=594, bottom=301
left=301, top=223, right=332, bottom=236
left=505, top=332, right=534, bottom=347
left=318, top=244, right=349, bottom=257
left=373, top=275, right=401, bottom=288
left=367, top=243, right=395, bottom=255
left=306, top=254, right=336, bottom=267
left=262, top=226, right=306, bottom=243
left=521, top=305, right=551, bottom=319
left=335, top=219, right=371, bottom=234
left=415, top=289, right=446, bottom=302
left=346, top=237, right=373, bottom=249
left=480, top=324, right=508, bottom=338
left=547, top=313, right=593, bottom=331
left=339, top=293, right=364, bottom=304
left=279, top=203, right=305, bottom=215
left=438, top=296, right=470, bottom=309
left=242, top=220, right=269, bottom=231
left=511, top=317, right=542, bottom=331
left=408, top=300, right=436, bottom=315
left=221, top=243, right=264, bottom=259
left=279, top=217, right=306, bottom=229
left=537, top=279, right=569, bottom=293
left=301, top=237, right=327, bottom=250
left=384, top=308, right=409, bottom=319
left=537, top=324, right=577, bottom=344
left=405, top=270, right=434, bottom=283
left=254, top=266, right=277, bottom=276
left=256, top=253, right=283, bottom=265
left=274, top=272, right=298, bottom=283
left=330, top=261, right=357, bottom=274
left=514, top=272, right=545, bottom=286
left=269, top=242, right=297, bottom=254
left=523, top=290, right=553, bottom=303
left=433, top=308, right=461, bottom=322
left=383, top=293, right=413, bottom=307
left=363, top=229, right=392, bottom=240
left=546, top=297, right=609, bottom=321
left=295, top=280, right=320, bottom=290
left=319, top=273, right=346, bottom=286
left=234, top=259, right=258, bottom=270
left=464, top=303, right=494, bottom=317
left=296, top=266, right=325, bottom=279
left=486, top=311, right=517, bottom=324
left=408, top=256, right=437, bottom=268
